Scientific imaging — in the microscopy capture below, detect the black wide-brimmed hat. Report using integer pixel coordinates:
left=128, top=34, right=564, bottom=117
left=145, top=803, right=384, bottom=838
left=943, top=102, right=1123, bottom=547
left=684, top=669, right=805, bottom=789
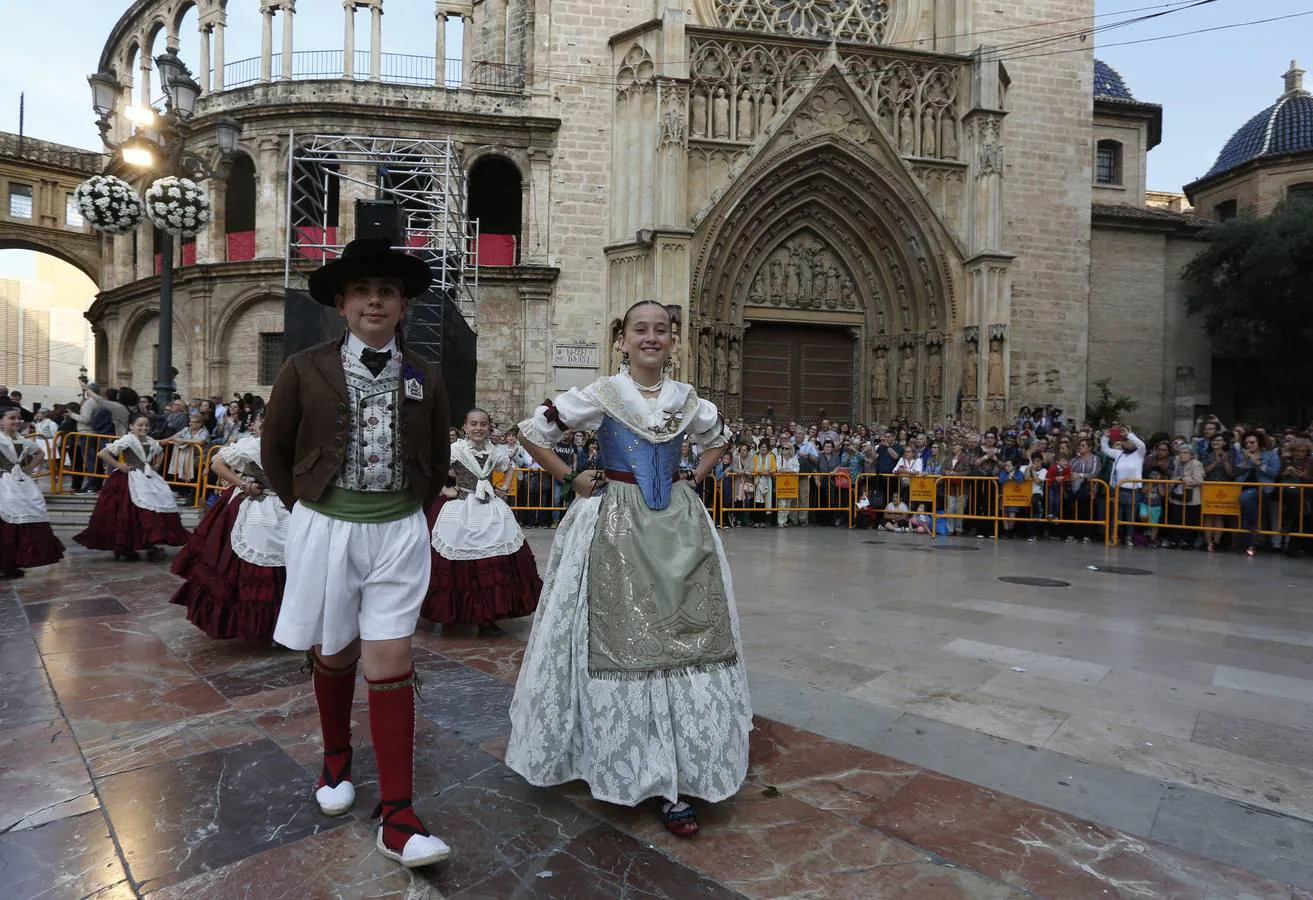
left=308, top=238, right=433, bottom=306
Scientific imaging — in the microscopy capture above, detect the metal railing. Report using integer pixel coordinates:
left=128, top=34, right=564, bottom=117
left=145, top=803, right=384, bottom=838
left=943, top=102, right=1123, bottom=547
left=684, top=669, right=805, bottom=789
left=1110, top=479, right=1313, bottom=549
left=221, top=52, right=523, bottom=93
left=51, top=432, right=209, bottom=506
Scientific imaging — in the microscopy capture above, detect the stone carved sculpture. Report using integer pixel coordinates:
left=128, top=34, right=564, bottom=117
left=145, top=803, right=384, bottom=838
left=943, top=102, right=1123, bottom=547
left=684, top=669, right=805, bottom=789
left=713, top=88, right=730, bottom=139
left=1045, top=368, right=1061, bottom=392
left=987, top=336, right=1005, bottom=397
left=760, top=92, right=776, bottom=127
left=768, top=258, right=784, bottom=301
left=698, top=329, right=711, bottom=385
left=962, top=341, right=978, bottom=400
left=750, top=272, right=766, bottom=304
left=899, top=352, right=916, bottom=401
left=928, top=298, right=939, bottom=332
left=747, top=233, right=861, bottom=311
left=840, top=277, right=856, bottom=310
left=940, top=115, right=958, bottom=159
left=660, top=107, right=685, bottom=146
left=796, top=248, right=813, bottom=302
left=784, top=259, right=799, bottom=304
left=826, top=266, right=841, bottom=309
left=728, top=336, right=742, bottom=394
left=921, top=109, right=936, bottom=157
left=871, top=346, right=889, bottom=400
left=897, top=287, right=912, bottom=332
left=713, top=335, right=727, bottom=392
left=692, top=92, right=708, bottom=138
left=737, top=90, right=754, bottom=139
left=898, top=107, right=914, bottom=155
left=926, top=343, right=943, bottom=422
left=712, top=0, right=891, bottom=43
left=875, top=305, right=887, bottom=335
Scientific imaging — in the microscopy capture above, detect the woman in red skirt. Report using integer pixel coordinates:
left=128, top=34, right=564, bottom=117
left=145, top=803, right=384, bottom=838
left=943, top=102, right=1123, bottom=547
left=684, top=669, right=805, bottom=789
left=0, top=408, right=64, bottom=578
left=74, top=415, right=190, bottom=561
left=422, top=408, right=541, bottom=636
left=171, top=410, right=289, bottom=642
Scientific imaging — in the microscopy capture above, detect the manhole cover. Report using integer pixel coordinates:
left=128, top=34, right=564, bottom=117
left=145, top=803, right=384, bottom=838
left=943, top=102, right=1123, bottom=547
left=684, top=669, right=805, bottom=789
left=862, top=540, right=887, bottom=545
left=999, top=576, right=1071, bottom=587
left=1086, top=565, right=1153, bottom=576
left=898, top=545, right=979, bottom=552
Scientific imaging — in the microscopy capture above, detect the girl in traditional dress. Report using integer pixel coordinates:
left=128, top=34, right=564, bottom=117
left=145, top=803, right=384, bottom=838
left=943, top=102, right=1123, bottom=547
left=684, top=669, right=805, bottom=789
left=0, top=408, right=64, bottom=578
left=506, top=300, right=751, bottom=838
left=171, top=410, right=289, bottom=641
left=75, top=415, right=190, bottom=561
left=421, top=407, right=541, bottom=636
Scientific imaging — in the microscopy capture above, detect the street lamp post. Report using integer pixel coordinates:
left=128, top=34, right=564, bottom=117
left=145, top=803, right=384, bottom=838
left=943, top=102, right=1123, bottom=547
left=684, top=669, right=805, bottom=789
left=88, top=50, right=241, bottom=411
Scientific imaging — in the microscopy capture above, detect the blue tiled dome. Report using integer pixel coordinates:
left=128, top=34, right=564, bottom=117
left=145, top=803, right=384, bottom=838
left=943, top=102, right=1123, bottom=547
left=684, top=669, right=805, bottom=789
left=1205, top=62, right=1313, bottom=178
left=1093, top=60, right=1134, bottom=100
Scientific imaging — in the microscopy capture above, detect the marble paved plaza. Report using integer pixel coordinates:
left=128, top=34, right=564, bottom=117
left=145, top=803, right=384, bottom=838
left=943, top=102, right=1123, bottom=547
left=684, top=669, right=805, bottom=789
left=5, top=526, right=1313, bottom=899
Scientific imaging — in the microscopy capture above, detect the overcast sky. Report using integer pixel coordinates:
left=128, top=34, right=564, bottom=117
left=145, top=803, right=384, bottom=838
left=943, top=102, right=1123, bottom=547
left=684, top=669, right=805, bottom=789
left=0, top=0, right=1308, bottom=282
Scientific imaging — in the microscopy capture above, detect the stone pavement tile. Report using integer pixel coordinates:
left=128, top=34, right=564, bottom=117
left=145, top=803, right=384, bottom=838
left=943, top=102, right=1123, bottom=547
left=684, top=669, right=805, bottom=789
left=0, top=810, right=133, bottom=900
left=1192, top=709, right=1313, bottom=771
left=978, top=669, right=1200, bottom=739
left=149, top=820, right=442, bottom=900
left=742, top=646, right=885, bottom=694
left=865, top=769, right=1294, bottom=900
left=748, top=670, right=906, bottom=744
left=0, top=719, right=98, bottom=832
left=870, top=714, right=1167, bottom=835
left=942, top=637, right=1113, bottom=685
left=23, top=595, right=131, bottom=624
left=1099, top=667, right=1313, bottom=732
left=428, top=639, right=525, bottom=684
left=1151, top=783, right=1313, bottom=891
left=1047, top=715, right=1313, bottom=820
left=745, top=717, right=921, bottom=817
left=1216, top=666, right=1313, bottom=706
left=77, top=705, right=263, bottom=779
left=876, top=598, right=999, bottom=626
left=0, top=594, right=30, bottom=635
left=96, top=737, right=342, bottom=894
left=190, top=647, right=307, bottom=700
left=452, top=823, right=746, bottom=900
left=409, top=762, right=598, bottom=896
left=566, top=782, right=1019, bottom=899
left=957, top=596, right=1086, bottom=624
left=851, top=670, right=1070, bottom=746
left=416, top=663, right=515, bottom=744
left=32, top=614, right=170, bottom=656
left=0, top=662, right=60, bottom=728
left=1226, top=634, right=1313, bottom=666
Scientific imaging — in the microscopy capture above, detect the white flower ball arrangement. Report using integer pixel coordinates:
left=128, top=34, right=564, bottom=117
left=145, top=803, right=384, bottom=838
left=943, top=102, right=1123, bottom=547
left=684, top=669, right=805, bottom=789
left=144, top=176, right=212, bottom=237
left=73, top=175, right=144, bottom=235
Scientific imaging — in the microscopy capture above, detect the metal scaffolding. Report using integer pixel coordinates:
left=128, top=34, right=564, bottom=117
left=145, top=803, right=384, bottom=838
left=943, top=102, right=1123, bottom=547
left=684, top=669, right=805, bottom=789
left=282, top=132, right=479, bottom=363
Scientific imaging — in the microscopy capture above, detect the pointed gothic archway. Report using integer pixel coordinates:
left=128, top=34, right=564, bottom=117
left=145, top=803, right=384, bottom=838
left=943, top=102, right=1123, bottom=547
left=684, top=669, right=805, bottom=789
left=689, top=76, right=964, bottom=425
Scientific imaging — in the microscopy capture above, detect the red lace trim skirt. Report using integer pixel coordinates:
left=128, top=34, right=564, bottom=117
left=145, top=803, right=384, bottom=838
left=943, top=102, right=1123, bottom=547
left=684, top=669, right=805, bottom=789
left=0, top=519, right=65, bottom=571
left=421, top=514, right=542, bottom=626
left=169, top=488, right=284, bottom=643
left=73, top=470, right=190, bottom=552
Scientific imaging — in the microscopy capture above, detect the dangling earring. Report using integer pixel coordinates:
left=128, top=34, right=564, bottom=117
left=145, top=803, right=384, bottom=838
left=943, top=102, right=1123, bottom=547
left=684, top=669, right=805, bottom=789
left=663, top=355, right=674, bottom=374
left=620, top=350, right=631, bottom=373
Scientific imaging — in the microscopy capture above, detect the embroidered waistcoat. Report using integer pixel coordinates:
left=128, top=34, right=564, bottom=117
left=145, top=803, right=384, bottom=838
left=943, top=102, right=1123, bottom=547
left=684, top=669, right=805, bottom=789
left=597, top=416, right=684, bottom=511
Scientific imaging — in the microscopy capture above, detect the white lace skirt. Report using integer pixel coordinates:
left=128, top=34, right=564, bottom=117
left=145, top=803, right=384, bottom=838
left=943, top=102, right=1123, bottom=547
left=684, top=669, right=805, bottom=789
left=127, top=468, right=179, bottom=513
left=231, top=494, right=290, bottom=567
left=0, top=470, right=50, bottom=525
left=431, top=493, right=524, bottom=561
left=505, top=492, right=752, bottom=807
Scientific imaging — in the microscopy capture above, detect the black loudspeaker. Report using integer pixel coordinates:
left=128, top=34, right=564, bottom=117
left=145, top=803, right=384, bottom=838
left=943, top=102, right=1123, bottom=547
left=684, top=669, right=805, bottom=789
left=355, top=200, right=404, bottom=246
left=283, top=288, right=341, bottom=357
left=405, top=286, right=477, bottom=417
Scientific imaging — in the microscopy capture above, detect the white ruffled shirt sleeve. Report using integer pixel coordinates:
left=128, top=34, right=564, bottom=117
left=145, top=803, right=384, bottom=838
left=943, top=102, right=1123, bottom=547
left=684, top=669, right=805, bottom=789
left=686, top=397, right=731, bottom=453
left=518, top=386, right=605, bottom=449
left=104, top=436, right=130, bottom=456
left=216, top=436, right=256, bottom=469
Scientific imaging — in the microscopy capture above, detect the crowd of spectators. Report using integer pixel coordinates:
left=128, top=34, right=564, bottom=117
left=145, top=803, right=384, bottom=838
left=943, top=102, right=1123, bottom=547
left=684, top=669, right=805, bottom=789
left=468, top=405, right=1312, bottom=558
left=5, top=381, right=266, bottom=497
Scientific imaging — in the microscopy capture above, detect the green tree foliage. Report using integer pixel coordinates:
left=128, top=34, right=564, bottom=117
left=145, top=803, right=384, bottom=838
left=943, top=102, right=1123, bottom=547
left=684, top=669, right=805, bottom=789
left=1085, top=378, right=1138, bottom=427
left=1181, top=201, right=1313, bottom=423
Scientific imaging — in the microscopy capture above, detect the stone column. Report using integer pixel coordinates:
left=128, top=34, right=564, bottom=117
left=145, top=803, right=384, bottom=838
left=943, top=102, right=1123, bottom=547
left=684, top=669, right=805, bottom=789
left=655, top=79, right=688, bottom=230
left=254, top=137, right=285, bottom=259
left=199, top=27, right=211, bottom=94
left=213, top=19, right=226, bottom=91
left=260, top=8, right=275, bottom=84
left=281, top=2, right=295, bottom=81
left=195, top=180, right=218, bottom=264
left=434, top=10, right=446, bottom=86
left=140, top=60, right=153, bottom=107
left=370, top=5, right=383, bottom=81
left=137, top=222, right=155, bottom=279
left=343, top=2, right=356, bottom=78
left=461, top=16, right=473, bottom=87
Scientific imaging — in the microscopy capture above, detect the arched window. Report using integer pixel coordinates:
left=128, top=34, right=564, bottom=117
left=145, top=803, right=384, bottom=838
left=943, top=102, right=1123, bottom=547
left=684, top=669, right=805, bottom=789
left=225, top=152, right=257, bottom=261
left=1095, top=140, right=1122, bottom=186
left=1288, top=182, right=1313, bottom=206
left=468, top=156, right=522, bottom=266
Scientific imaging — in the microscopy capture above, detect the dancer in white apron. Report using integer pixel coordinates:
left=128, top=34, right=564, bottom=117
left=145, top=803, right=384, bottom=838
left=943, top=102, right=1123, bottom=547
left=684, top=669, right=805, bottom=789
left=0, top=408, right=64, bottom=578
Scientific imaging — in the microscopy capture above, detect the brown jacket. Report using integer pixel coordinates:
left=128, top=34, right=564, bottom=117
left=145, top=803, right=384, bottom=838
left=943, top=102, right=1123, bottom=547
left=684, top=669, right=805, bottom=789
left=262, top=336, right=450, bottom=509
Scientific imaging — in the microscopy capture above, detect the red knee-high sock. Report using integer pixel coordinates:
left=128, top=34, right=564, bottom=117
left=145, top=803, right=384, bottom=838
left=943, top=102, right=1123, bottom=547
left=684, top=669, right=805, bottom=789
left=313, top=654, right=357, bottom=788
left=367, top=670, right=430, bottom=852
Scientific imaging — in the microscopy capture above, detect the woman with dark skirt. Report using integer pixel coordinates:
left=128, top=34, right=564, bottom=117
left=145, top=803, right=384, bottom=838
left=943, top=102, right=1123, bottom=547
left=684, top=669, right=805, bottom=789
left=0, top=408, right=64, bottom=578
left=421, top=407, right=541, bottom=636
left=74, top=415, right=190, bottom=561
left=170, top=411, right=289, bottom=641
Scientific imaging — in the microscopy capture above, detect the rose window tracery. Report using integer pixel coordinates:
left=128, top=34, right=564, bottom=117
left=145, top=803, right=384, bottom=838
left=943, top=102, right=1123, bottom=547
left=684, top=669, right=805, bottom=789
left=712, top=0, right=891, bottom=44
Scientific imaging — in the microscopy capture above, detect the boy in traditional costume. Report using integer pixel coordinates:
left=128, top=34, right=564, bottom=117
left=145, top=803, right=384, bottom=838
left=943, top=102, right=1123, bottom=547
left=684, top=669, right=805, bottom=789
left=263, top=239, right=452, bottom=868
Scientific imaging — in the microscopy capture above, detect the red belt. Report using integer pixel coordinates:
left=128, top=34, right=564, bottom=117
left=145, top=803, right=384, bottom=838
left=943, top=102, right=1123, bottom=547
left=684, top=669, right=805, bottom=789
left=603, top=469, right=679, bottom=485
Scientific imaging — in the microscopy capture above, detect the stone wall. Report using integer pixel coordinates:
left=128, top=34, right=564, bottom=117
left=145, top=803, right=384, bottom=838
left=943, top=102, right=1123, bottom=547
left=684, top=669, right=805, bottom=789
left=975, top=0, right=1095, bottom=420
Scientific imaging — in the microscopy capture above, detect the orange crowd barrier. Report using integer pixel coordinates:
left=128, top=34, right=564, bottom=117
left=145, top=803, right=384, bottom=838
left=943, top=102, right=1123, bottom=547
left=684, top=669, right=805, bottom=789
left=1110, top=478, right=1313, bottom=549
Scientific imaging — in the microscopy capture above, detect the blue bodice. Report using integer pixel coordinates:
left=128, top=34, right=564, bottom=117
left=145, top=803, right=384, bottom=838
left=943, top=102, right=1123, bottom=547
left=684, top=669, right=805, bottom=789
left=597, top=416, right=684, bottom=510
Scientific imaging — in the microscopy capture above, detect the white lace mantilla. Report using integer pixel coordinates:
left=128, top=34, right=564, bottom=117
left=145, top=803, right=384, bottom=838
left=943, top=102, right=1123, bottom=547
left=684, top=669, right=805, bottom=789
left=505, top=492, right=752, bottom=806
